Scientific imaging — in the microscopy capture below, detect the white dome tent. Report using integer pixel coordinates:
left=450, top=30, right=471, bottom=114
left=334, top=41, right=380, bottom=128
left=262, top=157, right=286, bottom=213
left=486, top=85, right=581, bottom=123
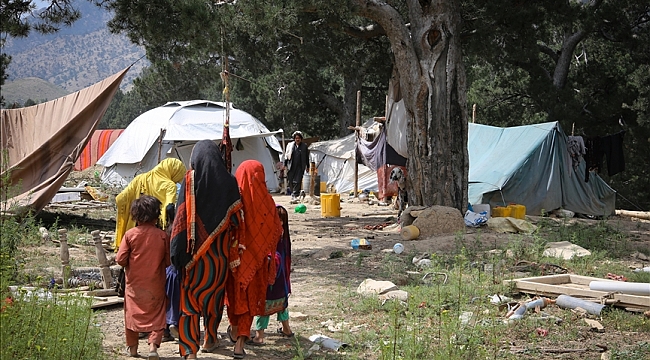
left=97, top=100, right=283, bottom=191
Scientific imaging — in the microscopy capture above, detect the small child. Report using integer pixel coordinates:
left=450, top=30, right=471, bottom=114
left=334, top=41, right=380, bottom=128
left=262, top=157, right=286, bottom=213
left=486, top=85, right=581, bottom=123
left=116, top=195, right=171, bottom=359
left=250, top=205, right=293, bottom=345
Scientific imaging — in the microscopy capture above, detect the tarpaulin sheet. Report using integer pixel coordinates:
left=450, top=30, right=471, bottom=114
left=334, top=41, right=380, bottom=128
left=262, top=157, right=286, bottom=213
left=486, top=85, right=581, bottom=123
left=74, top=129, right=124, bottom=171
left=1, top=67, right=129, bottom=213
left=468, top=122, right=616, bottom=216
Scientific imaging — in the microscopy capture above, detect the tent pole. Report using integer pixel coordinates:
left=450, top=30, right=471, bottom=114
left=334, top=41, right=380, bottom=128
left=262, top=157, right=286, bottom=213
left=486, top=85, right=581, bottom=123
left=156, top=128, right=165, bottom=163
left=385, top=95, right=389, bottom=120
left=472, top=104, right=476, bottom=123
left=282, top=130, right=287, bottom=194
left=354, top=90, right=361, bottom=198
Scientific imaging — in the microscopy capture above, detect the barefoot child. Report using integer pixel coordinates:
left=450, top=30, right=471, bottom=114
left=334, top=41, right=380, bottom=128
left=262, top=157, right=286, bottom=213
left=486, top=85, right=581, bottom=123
left=116, top=195, right=170, bottom=359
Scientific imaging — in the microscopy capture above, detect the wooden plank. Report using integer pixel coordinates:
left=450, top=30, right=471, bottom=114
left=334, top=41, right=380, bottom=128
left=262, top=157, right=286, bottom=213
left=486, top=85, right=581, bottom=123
left=505, top=274, right=570, bottom=284
left=90, top=296, right=123, bottom=309
left=509, top=280, right=609, bottom=298
left=51, top=192, right=81, bottom=203
left=568, top=274, right=619, bottom=286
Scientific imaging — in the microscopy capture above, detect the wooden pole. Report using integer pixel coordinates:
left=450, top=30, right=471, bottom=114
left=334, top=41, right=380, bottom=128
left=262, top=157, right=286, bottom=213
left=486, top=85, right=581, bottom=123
left=59, top=229, right=70, bottom=289
left=93, top=230, right=113, bottom=290
left=615, top=209, right=650, bottom=220
left=156, top=128, right=166, bottom=163
left=354, top=90, right=361, bottom=198
left=282, top=130, right=287, bottom=195
left=385, top=95, right=389, bottom=120
left=472, top=104, right=476, bottom=123
left=310, top=161, right=316, bottom=196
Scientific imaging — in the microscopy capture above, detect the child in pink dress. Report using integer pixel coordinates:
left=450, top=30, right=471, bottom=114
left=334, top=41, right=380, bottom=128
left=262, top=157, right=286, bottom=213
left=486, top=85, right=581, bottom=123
left=116, top=195, right=170, bottom=359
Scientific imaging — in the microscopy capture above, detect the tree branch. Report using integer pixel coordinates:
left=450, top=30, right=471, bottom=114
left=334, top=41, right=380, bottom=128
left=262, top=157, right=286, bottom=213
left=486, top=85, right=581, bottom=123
left=553, top=29, right=587, bottom=89
left=537, top=43, right=559, bottom=62
left=352, top=0, right=420, bottom=103
left=319, top=92, right=343, bottom=116
left=320, top=18, right=386, bottom=39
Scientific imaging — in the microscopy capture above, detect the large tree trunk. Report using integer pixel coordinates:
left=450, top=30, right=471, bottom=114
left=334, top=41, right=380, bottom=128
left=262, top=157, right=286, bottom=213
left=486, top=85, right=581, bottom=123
left=356, top=0, right=468, bottom=211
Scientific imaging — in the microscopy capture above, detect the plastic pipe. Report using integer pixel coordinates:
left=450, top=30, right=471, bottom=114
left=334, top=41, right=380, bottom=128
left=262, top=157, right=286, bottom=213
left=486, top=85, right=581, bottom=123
left=555, top=295, right=606, bottom=315
left=525, top=297, right=554, bottom=310
left=589, top=281, right=650, bottom=296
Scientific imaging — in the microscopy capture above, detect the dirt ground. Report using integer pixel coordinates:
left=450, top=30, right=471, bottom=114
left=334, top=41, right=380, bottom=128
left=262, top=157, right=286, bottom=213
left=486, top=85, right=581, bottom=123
left=26, top=172, right=650, bottom=360
left=80, top=193, right=649, bottom=360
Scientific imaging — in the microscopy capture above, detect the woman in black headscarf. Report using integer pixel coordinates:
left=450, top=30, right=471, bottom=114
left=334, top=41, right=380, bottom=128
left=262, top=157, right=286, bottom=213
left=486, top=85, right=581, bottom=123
left=169, top=140, right=244, bottom=359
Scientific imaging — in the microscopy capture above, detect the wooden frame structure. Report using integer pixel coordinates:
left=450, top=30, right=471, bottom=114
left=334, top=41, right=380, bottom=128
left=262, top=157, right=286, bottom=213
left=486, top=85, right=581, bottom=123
left=504, top=274, right=649, bottom=310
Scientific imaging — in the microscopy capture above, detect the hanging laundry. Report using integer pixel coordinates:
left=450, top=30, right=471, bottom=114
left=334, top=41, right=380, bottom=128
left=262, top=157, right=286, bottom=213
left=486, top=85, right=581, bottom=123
left=567, top=136, right=586, bottom=173
left=584, top=136, right=604, bottom=182
left=602, top=130, right=625, bottom=177
left=356, top=127, right=386, bottom=172
left=386, top=142, right=407, bottom=167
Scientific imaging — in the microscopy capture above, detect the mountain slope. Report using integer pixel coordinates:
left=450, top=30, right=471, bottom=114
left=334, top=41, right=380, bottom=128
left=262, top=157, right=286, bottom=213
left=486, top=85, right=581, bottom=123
left=2, top=1, right=146, bottom=93
left=1, top=77, right=69, bottom=105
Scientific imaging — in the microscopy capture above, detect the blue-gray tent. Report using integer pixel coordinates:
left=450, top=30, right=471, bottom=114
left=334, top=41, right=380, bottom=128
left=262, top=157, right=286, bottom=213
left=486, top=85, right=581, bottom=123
left=468, top=121, right=616, bottom=216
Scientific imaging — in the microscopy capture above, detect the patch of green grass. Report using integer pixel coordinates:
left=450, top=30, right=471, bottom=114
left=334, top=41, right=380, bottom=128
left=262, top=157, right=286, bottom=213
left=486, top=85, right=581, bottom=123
left=321, top=236, right=650, bottom=360
left=611, top=341, right=650, bottom=360
left=0, top=291, right=105, bottom=360
left=537, top=218, right=632, bottom=257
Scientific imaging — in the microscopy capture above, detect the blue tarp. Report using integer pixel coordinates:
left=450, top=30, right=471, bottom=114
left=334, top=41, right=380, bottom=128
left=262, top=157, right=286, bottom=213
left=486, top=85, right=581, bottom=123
left=468, top=122, right=615, bottom=216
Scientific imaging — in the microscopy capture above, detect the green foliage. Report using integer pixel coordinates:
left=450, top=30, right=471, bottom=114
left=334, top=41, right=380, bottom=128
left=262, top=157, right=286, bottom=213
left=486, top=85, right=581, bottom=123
left=98, top=88, right=152, bottom=129
left=97, top=0, right=391, bottom=139
left=1, top=0, right=81, bottom=103
left=610, top=342, right=650, bottom=360
left=0, top=292, right=105, bottom=360
left=463, top=0, right=650, bottom=210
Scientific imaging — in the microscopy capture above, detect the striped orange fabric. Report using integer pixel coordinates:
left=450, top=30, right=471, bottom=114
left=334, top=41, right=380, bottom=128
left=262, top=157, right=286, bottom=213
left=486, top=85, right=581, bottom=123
left=74, top=129, right=124, bottom=170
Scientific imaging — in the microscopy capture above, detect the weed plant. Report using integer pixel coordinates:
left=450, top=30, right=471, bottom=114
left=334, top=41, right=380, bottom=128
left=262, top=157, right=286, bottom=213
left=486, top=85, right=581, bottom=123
left=0, top=289, right=105, bottom=360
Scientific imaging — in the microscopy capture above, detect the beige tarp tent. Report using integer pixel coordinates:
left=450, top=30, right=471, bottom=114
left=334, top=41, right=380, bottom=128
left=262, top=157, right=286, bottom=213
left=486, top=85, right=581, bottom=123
left=1, top=67, right=129, bottom=214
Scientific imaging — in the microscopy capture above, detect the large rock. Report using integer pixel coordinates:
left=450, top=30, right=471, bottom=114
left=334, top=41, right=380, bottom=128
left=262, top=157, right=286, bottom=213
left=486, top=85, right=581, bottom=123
left=412, top=206, right=465, bottom=237
left=357, top=279, right=398, bottom=296
left=400, top=205, right=427, bottom=226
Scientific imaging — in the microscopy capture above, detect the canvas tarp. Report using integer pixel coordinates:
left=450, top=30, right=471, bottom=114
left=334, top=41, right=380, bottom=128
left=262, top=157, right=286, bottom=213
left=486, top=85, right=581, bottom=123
left=313, top=119, right=615, bottom=216
left=97, top=100, right=284, bottom=191
left=468, top=121, right=615, bottom=216
left=309, top=120, right=380, bottom=194
left=385, top=68, right=408, bottom=158
left=74, top=129, right=124, bottom=171
left=1, top=67, right=129, bottom=213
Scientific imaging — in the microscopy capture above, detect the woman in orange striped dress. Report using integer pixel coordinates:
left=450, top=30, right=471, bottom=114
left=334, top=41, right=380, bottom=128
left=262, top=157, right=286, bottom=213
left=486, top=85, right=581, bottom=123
left=169, top=140, right=244, bottom=359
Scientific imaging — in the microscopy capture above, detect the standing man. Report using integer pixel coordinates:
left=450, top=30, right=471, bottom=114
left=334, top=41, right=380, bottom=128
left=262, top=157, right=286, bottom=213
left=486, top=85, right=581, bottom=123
left=284, top=131, right=309, bottom=199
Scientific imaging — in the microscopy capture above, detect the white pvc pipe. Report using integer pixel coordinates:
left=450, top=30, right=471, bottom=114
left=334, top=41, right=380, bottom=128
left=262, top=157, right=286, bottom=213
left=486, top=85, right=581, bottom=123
left=589, top=281, right=650, bottom=296
left=555, top=295, right=605, bottom=315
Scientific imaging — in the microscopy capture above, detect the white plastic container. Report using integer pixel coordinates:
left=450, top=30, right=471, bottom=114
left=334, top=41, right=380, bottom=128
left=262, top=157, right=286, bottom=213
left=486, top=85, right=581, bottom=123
left=472, top=204, right=491, bottom=219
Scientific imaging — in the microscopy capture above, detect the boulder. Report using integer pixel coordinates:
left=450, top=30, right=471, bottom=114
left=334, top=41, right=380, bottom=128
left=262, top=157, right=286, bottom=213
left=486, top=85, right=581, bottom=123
left=412, top=206, right=465, bottom=237
left=400, top=205, right=427, bottom=226
left=356, top=279, right=398, bottom=296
